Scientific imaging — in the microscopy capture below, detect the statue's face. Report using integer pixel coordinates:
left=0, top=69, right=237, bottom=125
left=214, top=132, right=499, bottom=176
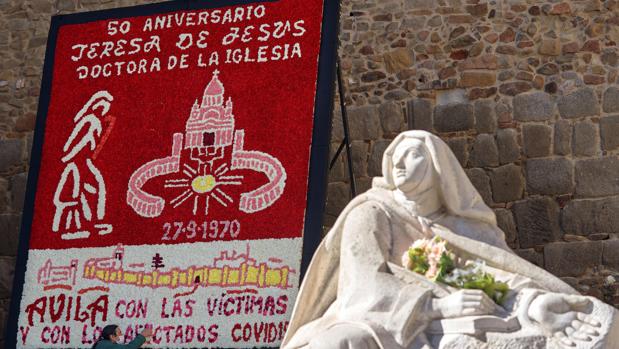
left=391, top=139, right=430, bottom=193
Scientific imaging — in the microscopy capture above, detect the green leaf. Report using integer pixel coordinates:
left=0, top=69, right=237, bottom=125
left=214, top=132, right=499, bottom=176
left=409, top=252, right=429, bottom=275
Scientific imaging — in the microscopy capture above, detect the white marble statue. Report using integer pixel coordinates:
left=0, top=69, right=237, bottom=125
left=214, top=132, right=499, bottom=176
left=282, top=131, right=619, bottom=349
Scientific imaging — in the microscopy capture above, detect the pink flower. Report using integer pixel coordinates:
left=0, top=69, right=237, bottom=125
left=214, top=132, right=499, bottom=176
left=426, top=241, right=444, bottom=259
left=431, top=240, right=446, bottom=254
left=425, top=263, right=438, bottom=279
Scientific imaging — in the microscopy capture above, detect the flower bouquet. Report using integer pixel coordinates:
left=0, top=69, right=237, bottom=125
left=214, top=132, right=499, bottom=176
left=401, top=237, right=509, bottom=304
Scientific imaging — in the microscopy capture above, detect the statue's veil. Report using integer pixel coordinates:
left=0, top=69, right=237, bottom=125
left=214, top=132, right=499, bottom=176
left=374, top=130, right=497, bottom=226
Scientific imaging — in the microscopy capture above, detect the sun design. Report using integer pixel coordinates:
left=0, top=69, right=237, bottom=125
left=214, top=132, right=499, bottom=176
left=164, top=163, right=243, bottom=215
left=191, top=175, right=216, bottom=193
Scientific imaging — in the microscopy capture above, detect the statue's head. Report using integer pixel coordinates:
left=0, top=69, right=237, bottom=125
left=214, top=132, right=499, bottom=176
left=391, top=138, right=433, bottom=195
left=376, top=130, right=497, bottom=226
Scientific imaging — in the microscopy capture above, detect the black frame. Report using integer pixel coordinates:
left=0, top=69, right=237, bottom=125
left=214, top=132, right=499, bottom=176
left=6, top=0, right=340, bottom=347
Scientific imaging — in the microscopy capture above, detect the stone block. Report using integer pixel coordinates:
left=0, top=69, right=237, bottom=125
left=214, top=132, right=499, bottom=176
left=523, top=124, right=552, bottom=158
left=602, top=86, right=619, bottom=113
left=549, top=2, right=572, bottom=14
left=499, top=27, right=516, bottom=43
left=0, top=178, right=7, bottom=213
left=14, top=113, right=36, bottom=132
left=405, top=0, right=435, bottom=10
left=516, top=248, right=544, bottom=267
left=323, top=214, right=336, bottom=232
left=0, top=297, right=8, bottom=312
left=601, top=47, right=618, bottom=66
left=537, top=63, right=560, bottom=76
left=496, top=129, right=520, bottom=164
left=600, top=115, right=619, bottom=151
left=433, top=103, right=474, bottom=133
left=459, top=71, right=496, bottom=88
left=355, top=177, right=372, bottom=195
left=469, top=134, right=499, bottom=167
left=385, top=89, right=411, bottom=101
left=26, top=133, right=33, bottom=157
left=465, top=168, right=492, bottom=205
left=428, top=15, right=442, bottom=27
left=28, top=0, right=53, bottom=12
left=563, top=234, right=588, bottom=242
left=407, top=99, right=433, bottom=131
left=588, top=233, right=609, bottom=241
left=350, top=141, right=368, bottom=177
left=10, top=173, right=27, bottom=212
left=8, top=18, right=30, bottom=32
left=446, top=137, right=468, bottom=167
left=0, top=257, right=14, bottom=299
left=469, top=87, right=497, bottom=100
left=331, top=109, right=344, bottom=143
left=558, top=87, right=600, bottom=119
left=436, top=89, right=467, bottom=105
left=539, top=39, right=561, bottom=56
left=56, top=0, right=77, bottom=11
left=526, top=158, right=574, bottom=195
left=326, top=182, right=351, bottom=217
left=450, top=35, right=476, bottom=49
left=458, top=54, right=497, bottom=70
left=474, top=100, right=497, bottom=134
left=584, top=74, right=605, bottom=85
left=0, top=308, right=5, bottom=342
left=402, top=17, right=427, bottom=30
left=560, top=277, right=579, bottom=289
left=368, top=140, right=391, bottom=177
left=383, top=48, right=414, bottom=74
left=495, top=209, right=517, bottom=247
left=513, top=196, right=561, bottom=248
left=0, top=215, right=20, bottom=256
left=329, top=142, right=347, bottom=182
left=348, top=106, right=381, bottom=141
left=572, top=120, right=599, bottom=156
left=466, top=3, right=488, bottom=16
left=361, top=71, right=386, bottom=83
left=602, top=240, right=619, bottom=268
left=513, top=92, right=554, bottom=121
left=562, top=197, right=619, bottom=235
left=379, top=102, right=403, bottom=134
left=0, top=139, right=23, bottom=173
left=554, top=119, right=572, bottom=155
left=545, top=241, right=602, bottom=277
left=574, top=157, right=619, bottom=197
left=490, top=164, right=524, bottom=202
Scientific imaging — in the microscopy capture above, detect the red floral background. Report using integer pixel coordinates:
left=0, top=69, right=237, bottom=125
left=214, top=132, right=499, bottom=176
left=29, top=0, right=324, bottom=250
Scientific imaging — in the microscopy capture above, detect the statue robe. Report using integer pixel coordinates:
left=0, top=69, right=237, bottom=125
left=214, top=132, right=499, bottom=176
left=284, top=130, right=618, bottom=349
left=282, top=187, right=578, bottom=349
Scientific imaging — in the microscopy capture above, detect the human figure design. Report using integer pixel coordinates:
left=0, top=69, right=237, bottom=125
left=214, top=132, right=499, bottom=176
left=52, top=91, right=114, bottom=240
left=283, top=131, right=618, bottom=349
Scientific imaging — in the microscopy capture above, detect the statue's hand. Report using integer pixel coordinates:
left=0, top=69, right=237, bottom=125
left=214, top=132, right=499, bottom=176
left=527, top=293, right=601, bottom=347
left=431, top=289, right=496, bottom=319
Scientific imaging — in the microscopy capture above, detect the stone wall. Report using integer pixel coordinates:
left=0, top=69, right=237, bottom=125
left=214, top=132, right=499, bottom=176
left=328, top=0, right=619, bottom=307
left=1, top=0, right=619, bottom=345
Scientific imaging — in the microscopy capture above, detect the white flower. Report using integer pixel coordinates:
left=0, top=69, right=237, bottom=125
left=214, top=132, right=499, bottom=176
left=442, top=269, right=460, bottom=283
left=411, top=238, right=430, bottom=250
left=605, top=275, right=616, bottom=286
left=401, top=251, right=411, bottom=269
left=464, top=259, right=485, bottom=274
